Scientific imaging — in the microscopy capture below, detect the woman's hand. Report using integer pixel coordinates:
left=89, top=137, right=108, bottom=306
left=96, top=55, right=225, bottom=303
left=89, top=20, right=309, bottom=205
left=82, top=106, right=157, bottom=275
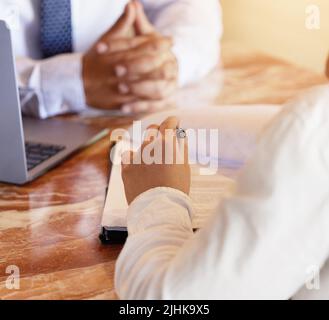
left=122, top=117, right=191, bottom=205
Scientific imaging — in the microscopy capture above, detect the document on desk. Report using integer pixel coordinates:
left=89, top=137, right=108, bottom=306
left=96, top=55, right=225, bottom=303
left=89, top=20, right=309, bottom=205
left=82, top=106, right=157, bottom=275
left=101, top=105, right=281, bottom=235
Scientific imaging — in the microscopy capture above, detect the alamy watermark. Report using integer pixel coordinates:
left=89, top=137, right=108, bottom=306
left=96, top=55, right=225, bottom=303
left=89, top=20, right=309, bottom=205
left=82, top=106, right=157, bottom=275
left=305, top=4, right=320, bottom=30
left=305, top=265, right=320, bottom=291
left=109, top=121, right=221, bottom=175
left=5, top=265, right=20, bottom=290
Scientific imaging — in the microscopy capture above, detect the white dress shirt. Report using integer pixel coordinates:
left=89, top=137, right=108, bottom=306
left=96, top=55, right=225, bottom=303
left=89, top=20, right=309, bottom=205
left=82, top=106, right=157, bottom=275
left=0, top=0, right=222, bottom=118
left=115, top=85, right=329, bottom=300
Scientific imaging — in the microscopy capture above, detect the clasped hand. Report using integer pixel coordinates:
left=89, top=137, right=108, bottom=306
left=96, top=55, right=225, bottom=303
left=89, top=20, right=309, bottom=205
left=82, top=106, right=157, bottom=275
left=83, top=0, right=178, bottom=113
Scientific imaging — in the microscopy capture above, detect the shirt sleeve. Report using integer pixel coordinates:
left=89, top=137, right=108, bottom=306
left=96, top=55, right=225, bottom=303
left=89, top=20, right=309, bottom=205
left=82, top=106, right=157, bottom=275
left=142, top=0, right=223, bottom=86
left=16, top=53, right=86, bottom=119
left=115, top=84, right=329, bottom=300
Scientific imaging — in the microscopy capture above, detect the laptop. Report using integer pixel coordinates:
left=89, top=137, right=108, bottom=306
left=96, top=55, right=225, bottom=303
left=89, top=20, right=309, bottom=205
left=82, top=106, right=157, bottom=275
left=0, top=20, right=109, bottom=184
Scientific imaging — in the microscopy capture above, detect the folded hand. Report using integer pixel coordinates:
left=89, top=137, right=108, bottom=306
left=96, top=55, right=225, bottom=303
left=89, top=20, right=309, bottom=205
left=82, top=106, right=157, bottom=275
left=83, top=1, right=178, bottom=112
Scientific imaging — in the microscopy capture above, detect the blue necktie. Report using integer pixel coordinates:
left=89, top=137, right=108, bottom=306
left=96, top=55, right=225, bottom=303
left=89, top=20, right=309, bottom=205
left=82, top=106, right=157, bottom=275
left=40, top=0, right=73, bottom=58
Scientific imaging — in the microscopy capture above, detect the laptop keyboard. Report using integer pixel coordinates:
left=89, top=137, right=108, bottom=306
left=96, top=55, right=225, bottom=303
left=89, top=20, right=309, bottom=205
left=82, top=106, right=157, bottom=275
left=25, top=142, right=66, bottom=171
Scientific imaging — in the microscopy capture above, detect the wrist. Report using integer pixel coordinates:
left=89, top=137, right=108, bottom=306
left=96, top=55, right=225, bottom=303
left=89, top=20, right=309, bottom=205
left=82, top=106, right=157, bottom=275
left=130, top=187, right=193, bottom=217
left=81, top=53, right=92, bottom=107
left=126, top=186, right=194, bottom=234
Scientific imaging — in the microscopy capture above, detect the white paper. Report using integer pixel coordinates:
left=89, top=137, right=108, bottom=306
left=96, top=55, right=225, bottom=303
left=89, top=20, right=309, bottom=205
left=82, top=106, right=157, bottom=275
left=102, top=105, right=282, bottom=230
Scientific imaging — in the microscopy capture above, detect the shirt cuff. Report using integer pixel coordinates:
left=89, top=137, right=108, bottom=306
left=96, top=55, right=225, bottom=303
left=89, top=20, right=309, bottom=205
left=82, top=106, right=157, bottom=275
left=22, top=53, right=87, bottom=118
left=127, top=187, right=194, bottom=234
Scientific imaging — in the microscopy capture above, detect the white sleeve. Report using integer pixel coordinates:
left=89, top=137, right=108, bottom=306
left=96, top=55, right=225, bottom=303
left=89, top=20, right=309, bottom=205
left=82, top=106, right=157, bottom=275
left=16, top=53, right=86, bottom=119
left=115, top=85, right=329, bottom=300
left=142, top=0, right=222, bottom=86
left=115, top=187, right=195, bottom=300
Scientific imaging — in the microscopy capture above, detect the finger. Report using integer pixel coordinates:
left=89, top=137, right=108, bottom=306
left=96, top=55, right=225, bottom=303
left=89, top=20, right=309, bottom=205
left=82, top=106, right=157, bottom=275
left=133, top=0, right=155, bottom=35
left=159, top=116, right=179, bottom=137
left=142, top=59, right=178, bottom=81
left=102, top=2, right=136, bottom=40
left=98, top=36, right=150, bottom=54
left=116, top=51, right=172, bottom=77
left=147, top=124, right=160, bottom=131
left=104, top=36, right=172, bottom=68
left=184, top=137, right=189, bottom=164
left=108, top=51, right=169, bottom=79
left=99, top=35, right=172, bottom=55
left=174, top=136, right=189, bottom=165
left=116, top=59, right=178, bottom=83
left=106, top=88, right=137, bottom=105
left=144, top=125, right=160, bottom=144
left=122, top=150, right=135, bottom=166
left=119, top=79, right=177, bottom=100
left=90, top=91, right=137, bottom=110
left=131, top=36, right=173, bottom=56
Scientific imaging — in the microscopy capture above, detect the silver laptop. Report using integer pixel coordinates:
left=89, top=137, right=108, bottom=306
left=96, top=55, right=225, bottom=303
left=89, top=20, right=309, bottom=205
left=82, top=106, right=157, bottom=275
left=0, top=20, right=108, bottom=184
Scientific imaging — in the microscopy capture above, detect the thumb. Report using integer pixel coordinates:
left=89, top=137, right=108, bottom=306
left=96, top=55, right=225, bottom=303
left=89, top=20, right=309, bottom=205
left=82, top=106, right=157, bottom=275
left=102, top=2, right=136, bottom=41
left=133, top=0, right=155, bottom=35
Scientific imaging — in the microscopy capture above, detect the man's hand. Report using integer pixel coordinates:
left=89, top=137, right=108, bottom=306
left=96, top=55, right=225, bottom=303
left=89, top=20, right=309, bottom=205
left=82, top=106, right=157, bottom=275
left=83, top=0, right=178, bottom=112
left=82, top=2, right=137, bottom=110
left=122, top=117, right=190, bottom=205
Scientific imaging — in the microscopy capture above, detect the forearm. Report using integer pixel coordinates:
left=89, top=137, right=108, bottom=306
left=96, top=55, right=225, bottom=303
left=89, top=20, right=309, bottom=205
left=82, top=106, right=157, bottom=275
left=115, top=85, right=329, bottom=300
left=115, top=187, right=194, bottom=300
left=16, top=53, right=86, bottom=118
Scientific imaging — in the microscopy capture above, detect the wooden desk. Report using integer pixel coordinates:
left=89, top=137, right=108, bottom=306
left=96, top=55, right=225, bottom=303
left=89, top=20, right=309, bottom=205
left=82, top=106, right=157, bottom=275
left=0, top=44, right=327, bottom=300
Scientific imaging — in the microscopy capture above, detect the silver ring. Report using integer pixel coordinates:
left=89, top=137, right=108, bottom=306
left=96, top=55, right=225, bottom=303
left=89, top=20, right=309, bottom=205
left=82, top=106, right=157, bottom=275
left=176, top=128, right=187, bottom=139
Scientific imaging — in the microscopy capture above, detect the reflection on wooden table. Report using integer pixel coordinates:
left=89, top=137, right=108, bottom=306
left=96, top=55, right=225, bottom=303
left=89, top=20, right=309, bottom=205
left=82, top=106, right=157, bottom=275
left=0, top=43, right=327, bottom=300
